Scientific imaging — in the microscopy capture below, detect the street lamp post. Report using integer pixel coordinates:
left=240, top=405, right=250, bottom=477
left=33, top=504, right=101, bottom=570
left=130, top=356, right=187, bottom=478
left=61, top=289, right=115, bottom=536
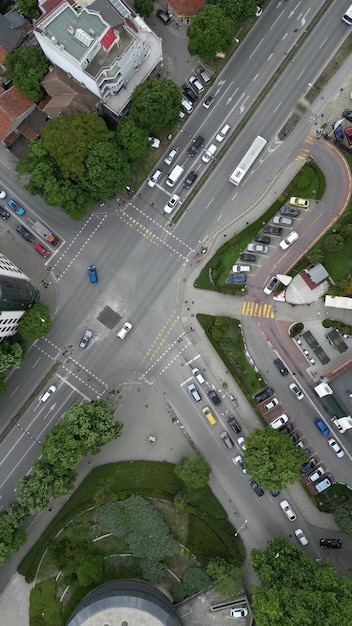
left=234, top=519, right=247, bottom=537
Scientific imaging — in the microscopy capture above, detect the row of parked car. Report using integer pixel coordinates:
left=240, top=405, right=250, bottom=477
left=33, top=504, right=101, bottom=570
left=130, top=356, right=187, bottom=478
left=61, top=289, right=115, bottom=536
left=229, top=198, right=308, bottom=285
left=332, top=109, right=352, bottom=145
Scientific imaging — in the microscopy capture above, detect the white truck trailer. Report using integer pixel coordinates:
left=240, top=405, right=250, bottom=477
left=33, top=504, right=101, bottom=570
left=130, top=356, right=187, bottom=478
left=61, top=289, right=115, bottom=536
left=229, top=135, right=267, bottom=186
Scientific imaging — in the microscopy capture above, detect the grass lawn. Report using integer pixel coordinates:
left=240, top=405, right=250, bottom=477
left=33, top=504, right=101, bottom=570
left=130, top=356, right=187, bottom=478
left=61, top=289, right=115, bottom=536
left=316, top=483, right=352, bottom=513
left=196, top=163, right=324, bottom=293
left=20, top=461, right=246, bottom=626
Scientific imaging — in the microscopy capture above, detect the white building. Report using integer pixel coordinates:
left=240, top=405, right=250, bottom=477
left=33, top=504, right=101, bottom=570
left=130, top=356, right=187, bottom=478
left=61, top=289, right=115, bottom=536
left=0, top=253, right=40, bottom=340
left=34, top=0, right=163, bottom=118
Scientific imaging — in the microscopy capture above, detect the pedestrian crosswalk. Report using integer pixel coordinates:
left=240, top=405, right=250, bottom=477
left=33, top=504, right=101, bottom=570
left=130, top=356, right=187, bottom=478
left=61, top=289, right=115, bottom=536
left=241, top=301, right=275, bottom=318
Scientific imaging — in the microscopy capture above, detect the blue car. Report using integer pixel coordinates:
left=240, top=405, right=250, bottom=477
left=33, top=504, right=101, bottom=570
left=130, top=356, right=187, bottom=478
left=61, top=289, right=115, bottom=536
left=88, top=265, right=98, bottom=283
left=332, top=124, right=343, bottom=142
left=8, top=199, right=25, bottom=215
left=314, top=418, right=330, bottom=437
left=227, top=274, right=247, bottom=284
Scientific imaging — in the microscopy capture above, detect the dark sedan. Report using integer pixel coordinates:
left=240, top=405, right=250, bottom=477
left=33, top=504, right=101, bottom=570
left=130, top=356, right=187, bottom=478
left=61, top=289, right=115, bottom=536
left=263, top=225, right=283, bottom=236
left=183, top=171, right=197, bottom=189
left=320, top=538, right=342, bottom=549
left=274, top=358, right=289, bottom=376
left=254, top=233, right=271, bottom=244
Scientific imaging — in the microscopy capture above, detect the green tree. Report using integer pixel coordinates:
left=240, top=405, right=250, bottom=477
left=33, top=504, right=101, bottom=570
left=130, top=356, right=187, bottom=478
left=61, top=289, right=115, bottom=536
left=174, top=455, right=211, bottom=489
left=306, top=249, right=324, bottom=264
left=18, top=302, right=52, bottom=339
left=0, top=512, right=26, bottom=563
left=215, top=574, right=242, bottom=600
left=0, top=340, right=25, bottom=373
left=75, top=554, right=104, bottom=587
left=334, top=504, right=352, bottom=535
left=16, top=474, right=50, bottom=514
left=324, top=234, right=344, bottom=252
left=41, top=113, right=113, bottom=181
left=115, top=118, right=149, bottom=162
left=244, top=428, right=306, bottom=491
left=41, top=423, right=83, bottom=471
left=341, top=223, right=352, bottom=238
left=251, top=537, right=352, bottom=626
left=214, top=0, right=257, bottom=23
left=131, top=78, right=181, bottom=134
left=206, top=557, right=229, bottom=580
left=134, top=0, right=153, bottom=18
left=141, top=559, right=168, bottom=583
left=84, top=140, right=130, bottom=198
left=181, top=567, right=212, bottom=596
left=49, top=539, right=75, bottom=571
left=188, top=6, right=234, bottom=61
left=18, top=0, right=40, bottom=18
left=64, top=399, right=123, bottom=455
left=5, top=46, right=49, bottom=102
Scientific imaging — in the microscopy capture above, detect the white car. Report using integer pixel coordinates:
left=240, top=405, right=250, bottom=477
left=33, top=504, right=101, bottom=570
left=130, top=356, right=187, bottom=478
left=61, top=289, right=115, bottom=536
left=79, top=329, right=93, bottom=348
left=230, top=607, right=248, bottom=618
left=280, top=499, right=297, bottom=521
left=117, top=321, right=132, bottom=339
left=289, top=382, right=304, bottom=400
left=201, top=143, right=217, bottom=163
left=148, top=136, right=160, bottom=148
left=237, top=437, right=246, bottom=451
left=247, top=243, right=268, bottom=254
left=270, top=414, right=289, bottom=429
left=216, top=124, right=230, bottom=142
left=40, top=384, right=57, bottom=403
left=279, top=231, right=299, bottom=250
left=328, top=437, right=345, bottom=458
left=295, top=528, right=308, bottom=546
left=233, top=455, right=246, bottom=473
left=0, top=188, right=6, bottom=199
left=164, top=194, right=180, bottom=214
left=192, top=368, right=205, bottom=384
left=164, top=148, right=178, bottom=165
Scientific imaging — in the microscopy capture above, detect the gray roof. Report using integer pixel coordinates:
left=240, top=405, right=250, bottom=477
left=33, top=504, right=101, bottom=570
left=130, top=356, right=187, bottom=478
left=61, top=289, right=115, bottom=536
left=306, top=263, right=329, bottom=284
left=0, top=15, right=24, bottom=51
left=4, top=9, right=27, bottom=28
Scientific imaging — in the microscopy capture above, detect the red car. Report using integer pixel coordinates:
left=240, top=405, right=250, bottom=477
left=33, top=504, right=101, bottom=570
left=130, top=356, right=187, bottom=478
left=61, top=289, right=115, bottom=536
left=345, top=127, right=352, bottom=147
left=35, top=243, right=50, bottom=258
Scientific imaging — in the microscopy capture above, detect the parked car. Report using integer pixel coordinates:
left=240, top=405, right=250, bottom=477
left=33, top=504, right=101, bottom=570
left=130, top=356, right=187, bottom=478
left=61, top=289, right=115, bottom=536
left=264, top=397, right=279, bottom=411
left=207, top=389, right=221, bottom=405
left=249, top=478, right=264, bottom=496
left=197, top=66, right=211, bottom=84
left=189, top=75, right=204, bottom=94
left=192, top=368, right=205, bottom=384
left=240, top=253, right=256, bottom=262
left=290, top=432, right=300, bottom=443
left=295, top=528, right=308, bottom=546
left=16, top=225, right=34, bottom=242
left=0, top=206, right=10, bottom=219
left=290, top=196, right=309, bottom=208
left=332, top=123, right=344, bottom=142
left=35, top=243, right=50, bottom=258
left=220, top=430, right=234, bottom=449
left=263, top=225, right=283, bottom=236
left=79, top=329, right=93, bottom=348
left=279, top=205, right=300, bottom=217
left=233, top=455, right=246, bottom=473
left=148, top=136, right=160, bottom=148
left=164, top=194, right=180, bottom=214
left=148, top=168, right=163, bottom=188
left=0, top=188, right=6, bottom=199
left=328, top=437, right=345, bottom=458
left=88, top=265, right=98, bottom=283
left=203, top=95, right=215, bottom=109
left=280, top=499, right=296, bottom=521
left=247, top=242, right=268, bottom=253
left=270, top=414, right=289, bottom=429
left=279, top=230, right=299, bottom=249
left=202, top=406, right=216, bottom=426
left=343, top=108, right=352, bottom=122
left=227, top=415, right=241, bottom=433
left=289, top=382, right=304, bottom=400
left=281, top=422, right=294, bottom=435
left=8, top=199, right=25, bottom=215
left=116, top=321, right=132, bottom=339
left=264, top=276, right=279, bottom=295
left=156, top=8, right=170, bottom=23
left=183, top=86, right=197, bottom=102
left=320, top=538, right=342, bottom=549
left=254, top=386, right=274, bottom=404
left=40, top=384, right=56, bottom=403
left=274, top=358, right=289, bottom=376
left=254, top=233, right=271, bottom=244
left=227, top=274, right=247, bottom=284
left=188, top=383, right=201, bottom=402
left=183, top=171, right=197, bottom=189
left=345, top=127, right=352, bottom=147
left=237, top=436, right=246, bottom=451
left=301, top=457, right=317, bottom=473
left=164, top=148, right=178, bottom=165
left=314, top=418, right=330, bottom=437
left=273, top=215, right=293, bottom=226
left=230, top=607, right=248, bottom=618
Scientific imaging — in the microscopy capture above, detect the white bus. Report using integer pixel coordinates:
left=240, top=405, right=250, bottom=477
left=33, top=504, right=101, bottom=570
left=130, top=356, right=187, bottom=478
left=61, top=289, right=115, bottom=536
left=342, top=4, right=352, bottom=24
left=229, top=136, right=267, bottom=186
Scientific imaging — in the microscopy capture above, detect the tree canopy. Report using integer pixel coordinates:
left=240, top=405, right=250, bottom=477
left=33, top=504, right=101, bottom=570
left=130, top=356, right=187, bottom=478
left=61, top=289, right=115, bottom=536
left=334, top=504, right=352, bottom=535
left=115, top=118, right=150, bottom=162
left=251, top=537, right=352, bottom=626
left=244, top=428, right=306, bottom=491
left=187, top=5, right=234, bottom=61
left=212, top=0, right=257, bottom=23
left=174, top=455, right=211, bottom=489
left=84, top=141, right=130, bottom=198
left=5, top=46, right=49, bottom=102
left=131, top=78, right=182, bottom=134
left=18, top=302, right=52, bottom=339
left=133, top=0, right=153, bottom=18
left=18, top=0, right=40, bottom=18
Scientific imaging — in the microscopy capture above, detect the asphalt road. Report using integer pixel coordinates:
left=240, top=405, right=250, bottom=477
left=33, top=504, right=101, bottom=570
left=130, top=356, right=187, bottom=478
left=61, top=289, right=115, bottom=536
left=0, top=0, right=352, bottom=594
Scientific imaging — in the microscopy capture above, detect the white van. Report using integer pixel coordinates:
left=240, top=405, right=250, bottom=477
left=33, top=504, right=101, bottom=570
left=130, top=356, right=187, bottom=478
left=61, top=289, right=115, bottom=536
left=181, top=98, right=193, bottom=114
left=315, top=474, right=333, bottom=493
left=216, top=124, right=230, bottom=142
left=166, top=164, right=184, bottom=187
left=148, top=169, right=163, bottom=188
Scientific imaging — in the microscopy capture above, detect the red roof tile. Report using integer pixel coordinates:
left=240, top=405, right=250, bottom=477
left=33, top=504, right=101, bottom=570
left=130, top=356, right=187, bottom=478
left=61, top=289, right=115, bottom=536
left=101, top=27, right=117, bottom=51
left=169, top=0, right=206, bottom=17
left=0, top=86, right=33, bottom=120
